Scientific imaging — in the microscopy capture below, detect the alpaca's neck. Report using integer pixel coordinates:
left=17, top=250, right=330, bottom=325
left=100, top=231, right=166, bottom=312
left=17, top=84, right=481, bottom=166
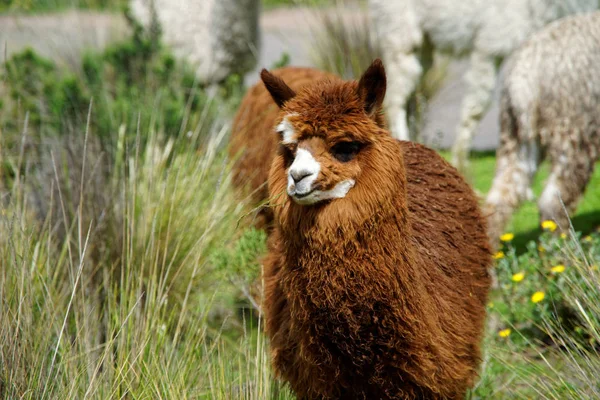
left=280, top=195, right=430, bottom=314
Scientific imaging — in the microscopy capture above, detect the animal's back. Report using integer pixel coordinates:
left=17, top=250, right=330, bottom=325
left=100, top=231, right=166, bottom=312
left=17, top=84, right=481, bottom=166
left=370, top=0, right=597, bottom=59
left=402, top=141, right=491, bottom=314
left=229, top=67, right=339, bottom=225
left=504, top=12, right=600, bottom=139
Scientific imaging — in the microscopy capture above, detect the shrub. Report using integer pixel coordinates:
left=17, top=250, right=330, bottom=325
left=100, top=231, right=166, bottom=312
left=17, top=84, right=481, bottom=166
left=0, top=0, right=126, bottom=13
left=0, top=124, right=267, bottom=397
left=0, top=7, right=228, bottom=160
left=0, top=27, right=272, bottom=392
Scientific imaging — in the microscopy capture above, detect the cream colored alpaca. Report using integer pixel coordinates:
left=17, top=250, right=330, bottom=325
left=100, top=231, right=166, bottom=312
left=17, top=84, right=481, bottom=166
left=485, top=12, right=600, bottom=245
left=369, top=0, right=598, bottom=171
left=131, top=0, right=260, bottom=84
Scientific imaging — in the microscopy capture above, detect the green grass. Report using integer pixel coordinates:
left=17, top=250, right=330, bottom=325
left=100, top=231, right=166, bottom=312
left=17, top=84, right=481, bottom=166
left=0, top=0, right=334, bottom=13
left=476, top=228, right=600, bottom=399
left=0, top=0, right=126, bottom=13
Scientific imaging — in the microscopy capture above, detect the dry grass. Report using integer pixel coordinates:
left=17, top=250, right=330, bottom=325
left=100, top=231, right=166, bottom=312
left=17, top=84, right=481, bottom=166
left=0, top=104, right=292, bottom=398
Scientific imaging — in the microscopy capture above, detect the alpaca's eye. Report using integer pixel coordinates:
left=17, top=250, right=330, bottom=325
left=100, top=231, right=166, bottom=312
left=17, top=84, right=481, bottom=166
left=331, top=141, right=362, bottom=162
left=280, top=144, right=296, bottom=167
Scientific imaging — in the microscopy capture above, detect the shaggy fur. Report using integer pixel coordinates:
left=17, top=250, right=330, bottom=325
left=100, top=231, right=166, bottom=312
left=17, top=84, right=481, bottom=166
left=131, top=0, right=260, bottom=84
left=260, top=60, right=491, bottom=399
left=368, top=0, right=598, bottom=171
left=485, top=12, right=600, bottom=245
left=229, top=67, right=339, bottom=228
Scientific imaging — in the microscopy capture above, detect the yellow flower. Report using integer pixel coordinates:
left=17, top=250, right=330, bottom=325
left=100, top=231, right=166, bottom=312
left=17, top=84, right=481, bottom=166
left=500, top=233, right=514, bottom=242
left=531, top=291, right=545, bottom=303
left=592, top=265, right=598, bottom=271
left=583, top=236, right=592, bottom=242
left=487, top=302, right=494, bottom=309
left=541, top=220, right=557, bottom=232
left=498, top=329, right=511, bottom=338
left=512, top=272, right=525, bottom=282
left=493, top=251, right=505, bottom=260
left=551, top=265, right=565, bottom=274
left=537, top=245, right=546, bottom=252
left=560, top=233, right=567, bottom=239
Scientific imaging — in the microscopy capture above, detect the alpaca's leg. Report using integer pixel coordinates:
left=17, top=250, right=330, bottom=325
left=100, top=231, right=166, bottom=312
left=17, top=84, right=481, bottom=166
left=485, top=143, right=539, bottom=246
left=484, top=96, right=540, bottom=248
left=485, top=140, right=539, bottom=290
left=369, top=0, right=423, bottom=141
left=538, top=140, right=597, bottom=232
left=452, top=51, right=498, bottom=172
left=383, top=50, right=423, bottom=141
left=406, top=37, right=434, bottom=142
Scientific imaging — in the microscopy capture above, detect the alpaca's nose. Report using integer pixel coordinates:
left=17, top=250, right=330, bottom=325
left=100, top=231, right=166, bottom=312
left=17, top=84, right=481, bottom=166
left=287, top=148, right=320, bottom=196
left=290, top=169, right=311, bottom=184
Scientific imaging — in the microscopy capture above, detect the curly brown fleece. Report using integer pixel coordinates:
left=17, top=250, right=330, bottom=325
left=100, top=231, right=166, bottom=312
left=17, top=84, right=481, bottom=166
left=233, top=61, right=491, bottom=399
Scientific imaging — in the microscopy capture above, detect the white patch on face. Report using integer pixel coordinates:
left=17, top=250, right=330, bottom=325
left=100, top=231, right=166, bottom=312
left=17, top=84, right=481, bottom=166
left=287, top=148, right=356, bottom=205
left=276, top=114, right=299, bottom=144
left=287, top=148, right=320, bottom=197
left=291, top=179, right=356, bottom=206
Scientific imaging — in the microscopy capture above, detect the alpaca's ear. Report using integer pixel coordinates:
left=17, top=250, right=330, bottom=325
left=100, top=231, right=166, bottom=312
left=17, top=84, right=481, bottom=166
left=261, top=69, right=296, bottom=108
left=357, top=59, right=386, bottom=118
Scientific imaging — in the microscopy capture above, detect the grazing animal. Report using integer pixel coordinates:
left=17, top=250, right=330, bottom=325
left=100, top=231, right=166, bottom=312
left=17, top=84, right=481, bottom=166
left=368, top=0, right=598, bottom=171
left=131, top=0, right=260, bottom=84
left=485, top=12, right=600, bottom=244
left=260, top=60, right=491, bottom=399
left=229, top=67, right=338, bottom=228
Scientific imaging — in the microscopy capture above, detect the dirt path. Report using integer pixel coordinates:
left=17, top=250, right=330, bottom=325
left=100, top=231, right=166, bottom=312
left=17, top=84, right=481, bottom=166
left=0, top=7, right=499, bottom=150
left=0, top=11, right=128, bottom=68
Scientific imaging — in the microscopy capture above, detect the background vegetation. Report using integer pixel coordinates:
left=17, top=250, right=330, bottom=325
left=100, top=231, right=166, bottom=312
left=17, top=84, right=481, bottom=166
left=0, top=0, right=337, bottom=13
left=0, top=0, right=126, bottom=13
left=1, top=3, right=599, bottom=399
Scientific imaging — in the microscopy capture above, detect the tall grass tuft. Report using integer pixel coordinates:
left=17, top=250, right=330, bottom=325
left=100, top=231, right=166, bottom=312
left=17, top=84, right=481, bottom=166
left=0, top=102, right=286, bottom=398
left=0, top=0, right=128, bottom=13
left=0, top=9, right=287, bottom=397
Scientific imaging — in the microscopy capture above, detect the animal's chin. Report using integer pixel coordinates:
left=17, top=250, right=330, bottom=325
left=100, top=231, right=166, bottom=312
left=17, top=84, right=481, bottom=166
left=288, top=179, right=356, bottom=206
left=289, top=190, right=322, bottom=206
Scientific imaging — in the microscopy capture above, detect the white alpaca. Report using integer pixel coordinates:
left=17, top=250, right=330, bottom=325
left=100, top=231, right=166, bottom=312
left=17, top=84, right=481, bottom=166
left=369, top=0, right=598, bottom=170
left=485, top=11, right=600, bottom=244
left=131, top=0, right=260, bottom=84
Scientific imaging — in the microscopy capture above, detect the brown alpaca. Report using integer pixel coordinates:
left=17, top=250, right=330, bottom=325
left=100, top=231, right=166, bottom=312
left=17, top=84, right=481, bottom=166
left=259, top=60, right=491, bottom=399
left=229, top=67, right=338, bottom=228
